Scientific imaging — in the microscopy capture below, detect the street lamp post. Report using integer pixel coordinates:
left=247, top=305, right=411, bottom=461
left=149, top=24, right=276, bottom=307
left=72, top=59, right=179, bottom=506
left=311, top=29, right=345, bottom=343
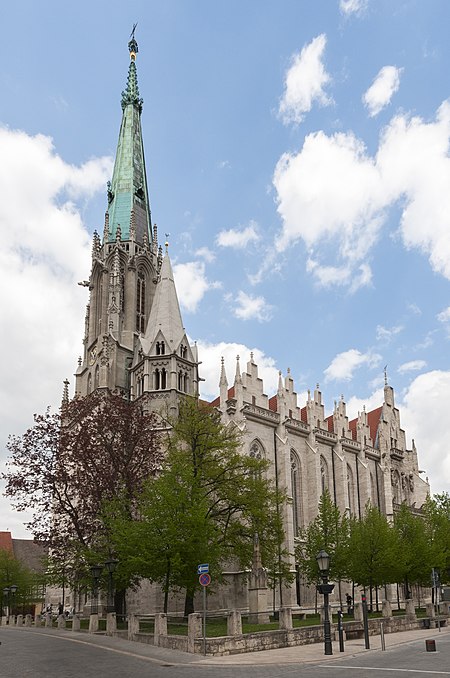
left=3, top=587, right=9, bottom=618
left=90, top=565, right=103, bottom=615
left=316, top=550, right=335, bottom=656
left=104, top=559, right=119, bottom=613
left=3, top=585, right=18, bottom=621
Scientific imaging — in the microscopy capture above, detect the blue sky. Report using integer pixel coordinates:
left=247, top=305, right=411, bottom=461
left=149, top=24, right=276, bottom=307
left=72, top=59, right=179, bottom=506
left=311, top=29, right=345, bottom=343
left=1, top=0, right=450, bottom=536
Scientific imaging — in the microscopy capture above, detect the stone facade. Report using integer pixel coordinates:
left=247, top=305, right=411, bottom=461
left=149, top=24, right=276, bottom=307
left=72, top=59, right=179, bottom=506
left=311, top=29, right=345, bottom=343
left=71, top=37, right=430, bottom=615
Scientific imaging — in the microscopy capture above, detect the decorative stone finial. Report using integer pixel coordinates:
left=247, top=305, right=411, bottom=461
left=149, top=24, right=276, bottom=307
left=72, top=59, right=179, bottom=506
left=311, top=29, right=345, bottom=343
left=121, top=29, right=143, bottom=111
left=128, top=23, right=138, bottom=61
left=62, top=379, right=70, bottom=405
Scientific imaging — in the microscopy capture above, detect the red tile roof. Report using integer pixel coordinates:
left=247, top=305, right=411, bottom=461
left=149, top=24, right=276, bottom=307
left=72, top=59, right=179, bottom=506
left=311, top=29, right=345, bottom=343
left=325, top=415, right=334, bottom=433
left=368, top=406, right=383, bottom=446
left=300, top=406, right=308, bottom=423
left=210, top=386, right=235, bottom=407
left=0, top=531, right=14, bottom=554
left=268, top=395, right=278, bottom=412
left=349, top=418, right=357, bottom=440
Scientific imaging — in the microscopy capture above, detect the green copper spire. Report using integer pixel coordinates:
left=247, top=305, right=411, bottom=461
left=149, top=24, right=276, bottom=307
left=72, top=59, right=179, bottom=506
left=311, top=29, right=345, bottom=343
left=106, top=29, right=152, bottom=244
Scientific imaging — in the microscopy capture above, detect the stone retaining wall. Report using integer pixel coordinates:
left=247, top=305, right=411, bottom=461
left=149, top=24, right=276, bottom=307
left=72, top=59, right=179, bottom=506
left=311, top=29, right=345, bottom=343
left=6, top=605, right=449, bottom=657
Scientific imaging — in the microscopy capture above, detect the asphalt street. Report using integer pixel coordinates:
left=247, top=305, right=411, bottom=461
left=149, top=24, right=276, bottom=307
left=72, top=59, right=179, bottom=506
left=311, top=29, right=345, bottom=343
left=0, top=625, right=449, bottom=678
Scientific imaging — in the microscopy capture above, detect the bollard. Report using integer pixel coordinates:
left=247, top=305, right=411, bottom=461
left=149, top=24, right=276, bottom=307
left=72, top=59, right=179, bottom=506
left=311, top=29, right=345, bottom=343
left=337, top=609, right=345, bottom=652
left=380, top=621, right=386, bottom=651
left=425, top=639, right=436, bottom=652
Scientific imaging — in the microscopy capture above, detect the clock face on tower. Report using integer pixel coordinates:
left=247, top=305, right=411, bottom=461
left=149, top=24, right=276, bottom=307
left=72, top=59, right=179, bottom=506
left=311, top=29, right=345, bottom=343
left=89, top=345, right=97, bottom=366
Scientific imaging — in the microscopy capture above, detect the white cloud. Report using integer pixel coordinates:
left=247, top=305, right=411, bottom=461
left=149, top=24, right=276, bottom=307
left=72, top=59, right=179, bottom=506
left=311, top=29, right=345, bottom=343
left=408, top=303, right=422, bottom=316
left=233, top=291, right=273, bottom=322
left=173, top=261, right=220, bottom=312
left=0, top=127, right=112, bottom=538
left=346, top=388, right=384, bottom=420
left=217, top=221, right=259, bottom=249
left=437, top=306, right=450, bottom=322
left=401, top=370, right=450, bottom=494
left=363, top=66, right=403, bottom=117
left=398, top=360, right=427, bottom=374
left=339, top=0, right=368, bottom=16
left=279, top=34, right=332, bottom=125
left=324, top=348, right=382, bottom=382
left=274, top=100, right=450, bottom=287
left=376, top=324, right=403, bottom=343
left=195, top=340, right=279, bottom=401
left=195, top=246, right=216, bottom=263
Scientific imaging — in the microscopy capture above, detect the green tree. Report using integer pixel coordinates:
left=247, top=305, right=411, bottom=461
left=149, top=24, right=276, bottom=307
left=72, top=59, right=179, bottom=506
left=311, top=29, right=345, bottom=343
left=393, top=503, right=433, bottom=598
left=347, top=504, right=397, bottom=608
left=0, top=550, right=43, bottom=616
left=295, top=490, right=350, bottom=586
left=110, top=397, right=291, bottom=614
left=423, top=492, right=450, bottom=584
left=3, top=391, right=162, bottom=610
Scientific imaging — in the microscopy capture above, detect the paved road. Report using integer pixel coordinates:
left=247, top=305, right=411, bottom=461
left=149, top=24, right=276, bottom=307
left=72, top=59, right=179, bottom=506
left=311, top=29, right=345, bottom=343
left=1, top=625, right=449, bottom=678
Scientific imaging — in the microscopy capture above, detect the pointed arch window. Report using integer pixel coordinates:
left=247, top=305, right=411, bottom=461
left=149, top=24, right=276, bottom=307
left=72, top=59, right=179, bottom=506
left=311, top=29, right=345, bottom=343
left=120, top=265, right=125, bottom=312
left=320, top=456, right=328, bottom=496
left=94, top=365, right=99, bottom=389
left=392, top=469, right=402, bottom=504
left=156, top=340, right=166, bottom=356
left=370, top=471, right=378, bottom=508
left=136, top=269, right=146, bottom=333
left=291, top=450, right=302, bottom=536
left=347, top=463, right=355, bottom=515
left=87, top=373, right=92, bottom=394
left=95, top=280, right=103, bottom=334
left=250, top=441, right=264, bottom=460
left=249, top=440, right=264, bottom=481
left=154, top=368, right=167, bottom=390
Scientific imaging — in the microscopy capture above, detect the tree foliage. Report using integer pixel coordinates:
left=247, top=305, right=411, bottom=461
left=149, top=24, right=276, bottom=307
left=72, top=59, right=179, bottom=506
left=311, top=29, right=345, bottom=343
left=423, top=492, right=450, bottom=583
left=3, top=391, right=163, bottom=581
left=295, top=490, right=349, bottom=585
left=393, top=502, right=433, bottom=596
left=0, top=550, right=44, bottom=615
left=109, top=398, right=290, bottom=613
left=347, top=504, right=396, bottom=589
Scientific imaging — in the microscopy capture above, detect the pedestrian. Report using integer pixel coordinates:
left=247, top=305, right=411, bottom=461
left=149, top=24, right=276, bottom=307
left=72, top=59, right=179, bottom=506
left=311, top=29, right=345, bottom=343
left=346, top=593, right=353, bottom=616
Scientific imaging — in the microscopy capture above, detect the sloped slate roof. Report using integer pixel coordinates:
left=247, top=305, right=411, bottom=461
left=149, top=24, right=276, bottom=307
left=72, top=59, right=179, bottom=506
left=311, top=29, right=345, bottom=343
left=12, top=539, right=47, bottom=574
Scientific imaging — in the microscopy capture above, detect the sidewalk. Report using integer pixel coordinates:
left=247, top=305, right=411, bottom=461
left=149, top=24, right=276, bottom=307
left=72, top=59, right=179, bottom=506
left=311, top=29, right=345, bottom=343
left=197, top=624, right=450, bottom=666
left=4, top=622, right=449, bottom=667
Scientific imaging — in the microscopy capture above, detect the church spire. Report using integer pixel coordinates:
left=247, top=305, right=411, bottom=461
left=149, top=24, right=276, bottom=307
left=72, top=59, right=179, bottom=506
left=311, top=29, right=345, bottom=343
left=142, top=249, right=186, bottom=354
left=106, top=29, right=152, bottom=245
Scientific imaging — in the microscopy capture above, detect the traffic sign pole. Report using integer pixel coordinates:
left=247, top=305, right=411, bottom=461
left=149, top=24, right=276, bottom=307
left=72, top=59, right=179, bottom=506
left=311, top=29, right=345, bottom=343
left=203, top=585, right=206, bottom=656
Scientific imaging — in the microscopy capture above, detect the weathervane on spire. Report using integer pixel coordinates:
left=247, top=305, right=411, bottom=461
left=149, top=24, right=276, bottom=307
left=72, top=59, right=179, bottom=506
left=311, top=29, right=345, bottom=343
left=129, top=23, right=138, bottom=60
left=384, top=365, right=388, bottom=385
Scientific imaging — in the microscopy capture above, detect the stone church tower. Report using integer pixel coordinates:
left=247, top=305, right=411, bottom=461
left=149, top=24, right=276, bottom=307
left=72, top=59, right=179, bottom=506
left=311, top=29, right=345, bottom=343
left=75, top=35, right=199, bottom=415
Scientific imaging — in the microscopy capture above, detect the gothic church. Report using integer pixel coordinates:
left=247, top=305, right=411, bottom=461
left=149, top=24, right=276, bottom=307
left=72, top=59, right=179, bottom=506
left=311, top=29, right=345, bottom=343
left=74, top=36, right=430, bottom=611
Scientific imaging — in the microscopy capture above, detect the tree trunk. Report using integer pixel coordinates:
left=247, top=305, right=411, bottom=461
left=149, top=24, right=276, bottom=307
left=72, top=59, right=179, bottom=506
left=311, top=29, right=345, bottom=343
left=163, top=560, right=171, bottom=613
left=184, top=590, right=195, bottom=618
